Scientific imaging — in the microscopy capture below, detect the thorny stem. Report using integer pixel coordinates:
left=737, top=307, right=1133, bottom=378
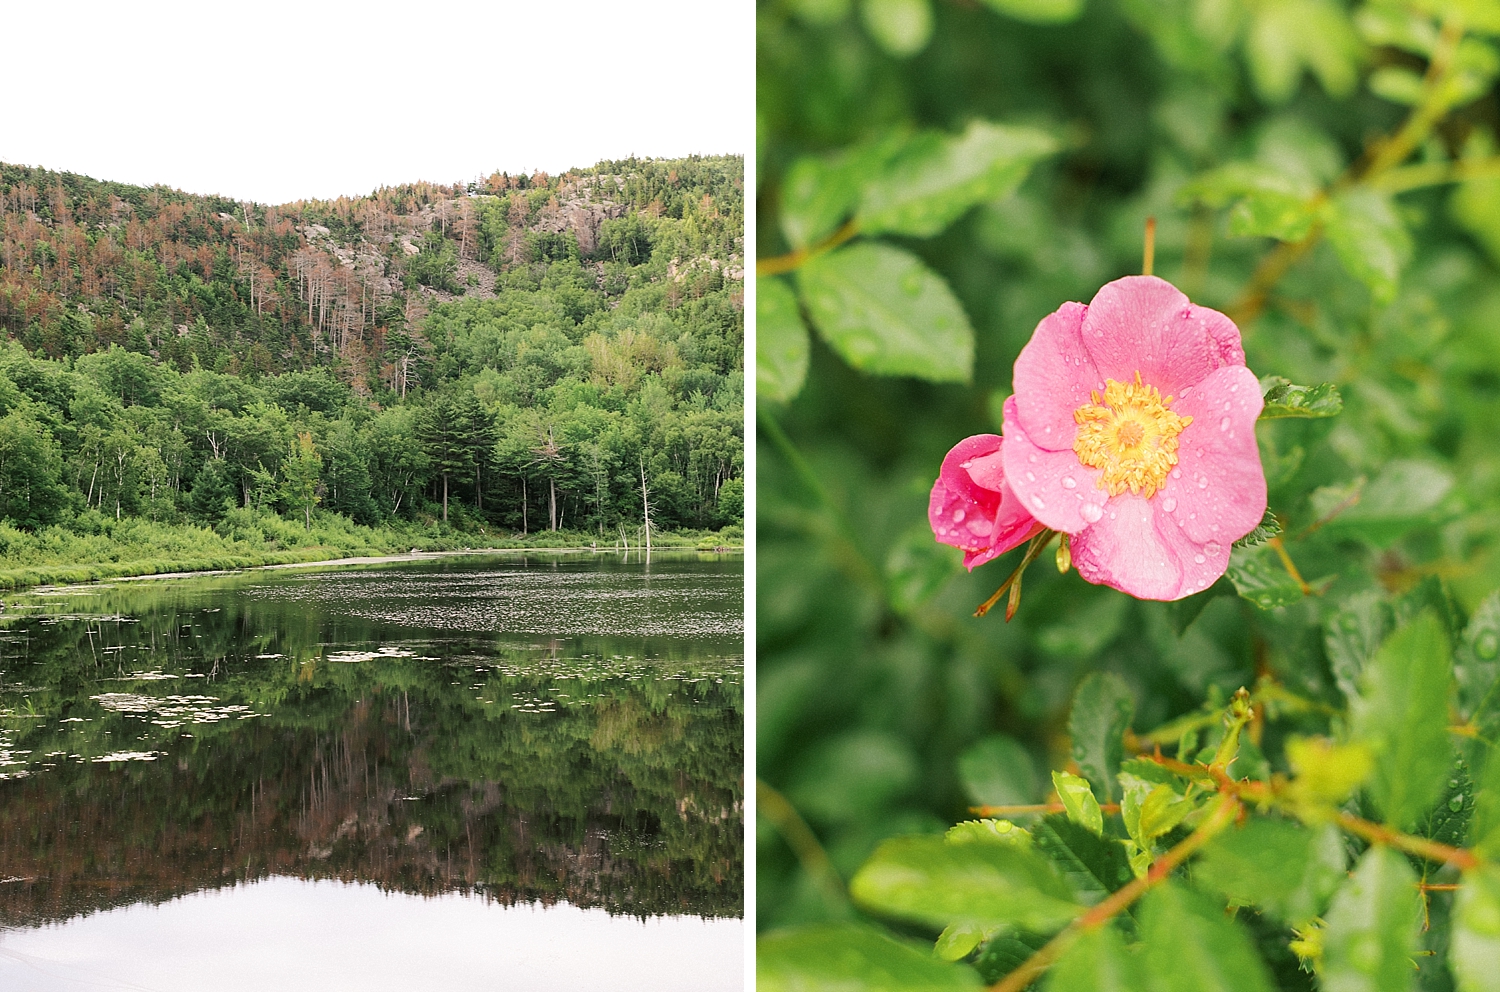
left=1334, top=812, right=1480, bottom=871
left=986, top=685, right=1485, bottom=992
left=970, top=802, right=1122, bottom=816
left=756, top=779, right=850, bottom=912
left=756, top=220, right=860, bottom=277
left=988, top=795, right=1242, bottom=992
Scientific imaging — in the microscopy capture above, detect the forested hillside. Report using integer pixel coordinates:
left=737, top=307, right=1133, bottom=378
left=0, top=156, right=743, bottom=547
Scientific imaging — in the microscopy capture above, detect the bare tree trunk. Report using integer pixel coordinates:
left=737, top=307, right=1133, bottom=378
left=640, top=457, right=651, bottom=559
left=442, top=473, right=449, bottom=522
left=549, top=478, right=557, bottom=531
left=521, top=477, right=527, bottom=536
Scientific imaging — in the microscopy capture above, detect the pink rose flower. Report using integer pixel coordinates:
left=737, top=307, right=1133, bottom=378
left=1000, top=275, right=1267, bottom=601
left=929, top=433, right=1047, bottom=570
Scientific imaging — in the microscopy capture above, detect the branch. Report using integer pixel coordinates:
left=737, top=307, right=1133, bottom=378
left=756, top=220, right=859, bottom=277
left=989, top=795, right=1242, bottom=992
left=1335, top=811, right=1480, bottom=871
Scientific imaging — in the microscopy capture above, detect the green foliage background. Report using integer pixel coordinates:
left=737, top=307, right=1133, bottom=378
left=757, top=0, right=1500, bottom=986
left=0, top=158, right=743, bottom=573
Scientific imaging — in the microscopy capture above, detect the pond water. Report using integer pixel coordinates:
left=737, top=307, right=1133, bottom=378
left=0, top=552, right=744, bottom=990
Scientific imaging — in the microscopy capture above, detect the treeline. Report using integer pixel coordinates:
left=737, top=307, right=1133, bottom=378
left=0, top=156, right=743, bottom=537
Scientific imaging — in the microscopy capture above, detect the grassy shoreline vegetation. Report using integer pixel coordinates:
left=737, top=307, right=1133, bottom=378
left=0, top=511, right=743, bottom=592
left=0, top=156, right=743, bottom=584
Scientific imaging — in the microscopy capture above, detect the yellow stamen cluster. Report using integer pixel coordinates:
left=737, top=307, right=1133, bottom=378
left=1072, top=372, right=1192, bottom=498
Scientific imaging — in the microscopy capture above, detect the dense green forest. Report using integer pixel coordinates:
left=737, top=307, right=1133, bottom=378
left=0, top=156, right=743, bottom=567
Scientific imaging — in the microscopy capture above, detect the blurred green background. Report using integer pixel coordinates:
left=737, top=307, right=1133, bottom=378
left=756, top=0, right=1500, bottom=943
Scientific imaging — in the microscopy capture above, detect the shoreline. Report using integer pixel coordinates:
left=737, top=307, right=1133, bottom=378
left=9, top=543, right=744, bottom=596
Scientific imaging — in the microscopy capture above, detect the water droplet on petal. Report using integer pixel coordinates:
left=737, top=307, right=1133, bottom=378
left=1162, top=497, right=1177, bottom=512
left=1079, top=503, right=1103, bottom=523
left=1061, top=476, right=1076, bottom=489
left=952, top=509, right=965, bottom=523
left=1030, top=495, right=1045, bottom=510
left=1171, top=468, right=1182, bottom=479
left=1219, top=417, right=1231, bottom=431
left=1025, top=472, right=1036, bottom=482
left=960, top=460, right=973, bottom=470
left=1197, top=476, right=1208, bottom=489
left=1194, top=554, right=1206, bottom=564
left=1029, top=454, right=1038, bottom=464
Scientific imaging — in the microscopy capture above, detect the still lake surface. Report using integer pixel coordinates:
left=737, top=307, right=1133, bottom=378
left=0, top=551, right=743, bottom=990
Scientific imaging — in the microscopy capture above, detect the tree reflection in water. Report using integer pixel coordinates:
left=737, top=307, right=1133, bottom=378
left=0, top=553, right=743, bottom=927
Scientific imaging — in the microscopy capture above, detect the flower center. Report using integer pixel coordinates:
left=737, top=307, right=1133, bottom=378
left=1072, top=372, right=1192, bottom=499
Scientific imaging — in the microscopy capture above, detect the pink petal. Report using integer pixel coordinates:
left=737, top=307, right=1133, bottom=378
left=1150, top=501, right=1234, bottom=599
left=929, top=434, right=1045, bottom=570
left=1153, top=365, right=1267, bottom=547
left=1070, top=495, right=1184, bottom=600
left=1070, top=495, right=1234, bottom=601
left=1000, top=396, right=1108, bottom=535
left=930, top=434, right=1005, bottom=550
left=1011, top=301, right=1103, bottom=452
left=1079, top=276, right=1246, bottom=399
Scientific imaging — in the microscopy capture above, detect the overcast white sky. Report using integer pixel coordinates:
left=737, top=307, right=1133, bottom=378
left=5, top=0, right=751, bottom=205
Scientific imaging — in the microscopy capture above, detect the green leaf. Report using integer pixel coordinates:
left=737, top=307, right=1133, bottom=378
left=1166, top=577, right=1237, bottom=635
left=757, top=276, right=810, bottom=403
left=1245, top=0, right=1361, bottom=104
left=861, top=0, right=935, bottom=57
left=1324, top=591, right=1391, bottom=703
left=1453, top=865, right=1500, bottom=992
left=1423, top=750, right=1477, bottom=848
left=758, top=923, right=985, bottom=992
left=959, top=734, right=1041, bottom=807
left=1194, top=818, right=1345, bottom=925
left=1470, top=740, right=1500, bottom=859
left=798, top=242, right=974, bottom=383
left=1257, top=376, right=1344, bottom=419
left=1232, top=508, right=1283, bottom=549
left=886, top=520, right=963, bottom=614
left=859, top=121, right=1057, bottom=238
left=1321, top=847, right=1421, bottom=992
left=977, top=0, right=1085, bottom=25
left=780, top=134, right=908, bottom=249
left=1456, top=590, right=1500, bottom=733
left=1323, top=188, right=1413, bottom=304
left=1355, top=6, right=1439, bottom=57
left=1052, top=770, right=1104, bottom=835
left=1451, top=172, right=1500, bottom=266
left=1068, top=672, right=1134, bottom=803
left=1119, top=774, right=1195, bottom=852
left=1319, top=459, right=1455, bottom=547
left=850, top=835, right=1082, bottom=932
left=1225, top=544, right=1304, bottom=610
left=1179, top=162, right=1318, bottom=240
left=946, top=818, right=1032, bottom=846
left=1045, top=925, right=1142, bottom=991
left=1139, top=882, right=1276, bottom=992
left=935, top=922, right=987, bottom=962
left=1032, top=814, right=1134, bottom=905
left=1351, top=609, right=1453, bottom=829
left=1368, top=66, right=1428, bottom=105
